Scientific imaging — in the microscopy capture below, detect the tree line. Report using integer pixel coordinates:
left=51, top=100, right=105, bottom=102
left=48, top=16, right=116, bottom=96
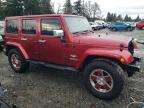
left=63, top=0, right=101, bottom=21
left=0, top=0, right=143, bottom=22
left=0, top=0, right=101, bottom=21
left=106, top=12, right=142, bottom=22
left=0, top=0, right=53, bottom=20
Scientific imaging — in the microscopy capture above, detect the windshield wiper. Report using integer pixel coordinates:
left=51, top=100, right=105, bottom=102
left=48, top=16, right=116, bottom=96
left=82, top=30, right=94, bottom=33
left=72, top=30, right=94, bottom=34
left=72, top=31, right=81, bottom=34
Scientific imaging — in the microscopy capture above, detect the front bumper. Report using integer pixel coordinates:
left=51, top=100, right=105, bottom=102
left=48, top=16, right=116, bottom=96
left=123, top=57, right=141, bottom=77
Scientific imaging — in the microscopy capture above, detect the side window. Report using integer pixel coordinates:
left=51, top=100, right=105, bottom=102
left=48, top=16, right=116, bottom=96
left=41, top=19, right=61, bottom=36
left=6, top=19, right=18, bottom=34
left=22, top=19, right=36, bottom=34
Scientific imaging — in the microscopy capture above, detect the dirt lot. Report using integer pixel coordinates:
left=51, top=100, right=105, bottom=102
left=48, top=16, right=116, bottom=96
left=0, top=29, right=144, bottom=108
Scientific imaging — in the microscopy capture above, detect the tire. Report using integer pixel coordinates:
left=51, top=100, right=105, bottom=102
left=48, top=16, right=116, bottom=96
left=8, top=49, right=29, bottom=73
left=83, top=58, right=124, bottom=100
left=92, top=27, right=95, bottom=31
left=127, top=27, right=132, bottom=31
left=112, top=28, right=117, bottom=31
left=0, top=46, right=3, bottom=51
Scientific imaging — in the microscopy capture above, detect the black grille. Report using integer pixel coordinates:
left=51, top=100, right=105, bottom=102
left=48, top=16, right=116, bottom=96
left=128, top=41, right=134, bottom=54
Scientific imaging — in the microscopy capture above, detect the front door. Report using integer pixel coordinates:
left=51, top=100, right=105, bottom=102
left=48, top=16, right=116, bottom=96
left=38, top=17, right=67, bottom=65
left=20, top=18, right=39, bottom=60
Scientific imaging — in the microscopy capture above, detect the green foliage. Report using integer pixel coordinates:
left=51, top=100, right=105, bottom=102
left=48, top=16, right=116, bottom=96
left=135, top=15, right=141, bottom=22
left=73, top=0, right=82, bottom=15
left=106, top=12, right=133, bottom=22
left=24, top=0, right=40, bottom=15
left=0, top=0, right=53, bottom=19
left=0, top=0, right=4, bottom=19
left=124, top=14, right=132, bottom=21
left=63, top=0, right=72, bottom=14
left=117, top=14, right=123, bottom=21
left=5, top=0, right=23, bottom=16
left=106, top=12, right=118, bottom=22
left=39, top=0, right=53, bottom=14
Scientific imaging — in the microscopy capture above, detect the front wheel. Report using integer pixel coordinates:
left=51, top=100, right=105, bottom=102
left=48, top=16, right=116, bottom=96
left=83, top=59, right=124, bottom=100
left=8, top=49, right=29, bottom=73
left=127, top=27, right=133, bottom=31
left=0, top=46, right=3, bottom=51
left=112, top=28, right=117, bottom=31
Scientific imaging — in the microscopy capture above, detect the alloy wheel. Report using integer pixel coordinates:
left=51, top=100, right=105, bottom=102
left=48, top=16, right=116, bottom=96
left=89, top=69, right=114, bottom=93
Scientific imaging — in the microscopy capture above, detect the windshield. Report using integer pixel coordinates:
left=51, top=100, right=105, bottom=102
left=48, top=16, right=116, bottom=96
left=64, top=16, right=92, bottom=33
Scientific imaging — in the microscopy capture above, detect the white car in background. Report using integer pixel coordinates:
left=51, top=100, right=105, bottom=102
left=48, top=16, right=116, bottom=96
left=89, top=22, right=101, bottom=30
left=95, top=20, right=107, bottom=28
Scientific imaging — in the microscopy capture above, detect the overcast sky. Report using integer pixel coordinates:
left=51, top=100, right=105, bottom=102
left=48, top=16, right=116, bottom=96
left=53, top=0, right=144, bottom=19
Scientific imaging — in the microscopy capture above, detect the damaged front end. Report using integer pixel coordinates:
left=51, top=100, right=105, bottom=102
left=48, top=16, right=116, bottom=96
left=123, top=57, right=141, bottom=77
left=123, top=39, right=142, bottom=77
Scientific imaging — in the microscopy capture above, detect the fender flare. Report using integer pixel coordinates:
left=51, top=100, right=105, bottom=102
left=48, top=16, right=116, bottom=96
left=75, top=49, right=134, bottom=69
left=6, top=42, right=29, bottom=59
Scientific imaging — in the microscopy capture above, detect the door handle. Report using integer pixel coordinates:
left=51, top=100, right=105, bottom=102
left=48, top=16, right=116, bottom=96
left=21, top=38, right=28, bottom=41
left=38, top=39, right=47, bottom=43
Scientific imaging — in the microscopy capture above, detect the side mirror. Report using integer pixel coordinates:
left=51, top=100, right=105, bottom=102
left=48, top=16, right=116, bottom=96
left=53, top=30, right=66, bottom=42
left=53, top=30, right=64, bottom=37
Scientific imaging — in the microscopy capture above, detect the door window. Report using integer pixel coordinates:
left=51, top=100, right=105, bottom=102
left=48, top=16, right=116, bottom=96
left=6, top=19, right=18, bottom=34
left=22, top=19, right=36, bottom=34
left=41, top=19, right=61, bottom=36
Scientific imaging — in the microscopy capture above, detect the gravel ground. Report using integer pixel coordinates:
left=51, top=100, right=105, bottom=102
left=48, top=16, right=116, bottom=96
left=0, top=29, right=144, bottom=108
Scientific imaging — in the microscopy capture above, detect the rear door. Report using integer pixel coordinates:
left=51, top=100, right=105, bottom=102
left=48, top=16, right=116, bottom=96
left=20, top=18, right=39, bottom=60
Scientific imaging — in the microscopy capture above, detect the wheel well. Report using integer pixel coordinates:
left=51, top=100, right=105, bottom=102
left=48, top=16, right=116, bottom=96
left=112, top=27, right=117, bottom=30
left=6, top=46, right=18, bottom=55
left=80, top=55, right=121, bottom=72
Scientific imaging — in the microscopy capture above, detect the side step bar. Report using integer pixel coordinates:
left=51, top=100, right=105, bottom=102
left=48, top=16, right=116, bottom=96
left=28, top=60, right=78, bottom=72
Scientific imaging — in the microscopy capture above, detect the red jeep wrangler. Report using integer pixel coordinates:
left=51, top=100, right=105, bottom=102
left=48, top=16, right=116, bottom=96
left=4, top=14, right=141, bottom=100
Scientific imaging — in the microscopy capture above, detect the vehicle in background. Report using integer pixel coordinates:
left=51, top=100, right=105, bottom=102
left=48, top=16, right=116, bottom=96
left=96, top=22, right=104, bottom=29
left=125, top=22, right=136, bottom=27
left=95, top=20, right=107, bottom=28
left=136, top=21, right=144, bottom=29
left=109, top=22, right=135, bottom=31
left=89, top=22, right=100, bottom=30
left=106, top=22, right=111, bottom=28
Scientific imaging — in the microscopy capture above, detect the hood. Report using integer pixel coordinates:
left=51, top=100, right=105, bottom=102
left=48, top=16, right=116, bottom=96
left=73, top=32, right=132, bottom=48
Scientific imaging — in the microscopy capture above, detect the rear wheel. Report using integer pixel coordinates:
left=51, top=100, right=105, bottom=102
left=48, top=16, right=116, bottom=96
left=127, top=27, right=132, bottom=31
left=112, top=28, right=117, bottom=31
left=0, top=46, right=3, bottom=51
left=8, top=49, right=29, bottom=73
left=92, top=27, right=95, bottom=31
left=83, top=59, right=124, bottom=100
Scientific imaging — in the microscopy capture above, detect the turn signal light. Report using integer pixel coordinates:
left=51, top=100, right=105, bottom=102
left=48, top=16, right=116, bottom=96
left=120, top=57, right=125, bottom=64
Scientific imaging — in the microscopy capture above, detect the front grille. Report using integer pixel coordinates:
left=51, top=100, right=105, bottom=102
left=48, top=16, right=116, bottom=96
left=128, top=41, right=134, bottom=54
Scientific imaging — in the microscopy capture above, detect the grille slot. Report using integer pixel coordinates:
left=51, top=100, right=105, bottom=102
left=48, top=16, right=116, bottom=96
left=128, top=41, right=134, bottom=54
